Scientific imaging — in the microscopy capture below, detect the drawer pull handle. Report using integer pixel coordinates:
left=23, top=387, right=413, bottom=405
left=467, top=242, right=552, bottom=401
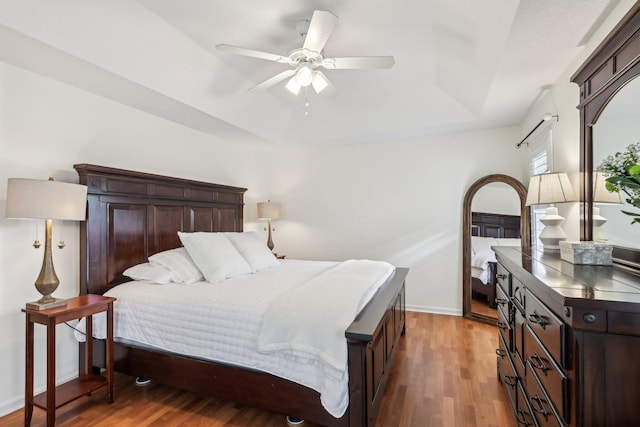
left=495, top=348, right=507, bottom=358
left=529, top=353, right=549, bottom=374
left=496, top=321, right=509, bottom=330
left=529, top=311, right=548, bottom=329
left=515, top=409, right=533, bottom=426
left=583, top=313, right=598, bottom=323
left=530, top=394, right=550, bottom=417
left=495, top=298, right=509, bottom=306
left=504, top=375, right=517, bottom=387
left=497, top=273, right=508, bottom=279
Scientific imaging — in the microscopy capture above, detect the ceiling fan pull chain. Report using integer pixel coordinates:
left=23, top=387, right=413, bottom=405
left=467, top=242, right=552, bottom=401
left=305, top=87, right=310, bottom=117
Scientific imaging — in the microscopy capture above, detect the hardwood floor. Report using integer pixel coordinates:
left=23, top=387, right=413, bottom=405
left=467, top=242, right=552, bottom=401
left=0, top=312, right=514, bottom=427
left=471, top=296, right=498, bottom=319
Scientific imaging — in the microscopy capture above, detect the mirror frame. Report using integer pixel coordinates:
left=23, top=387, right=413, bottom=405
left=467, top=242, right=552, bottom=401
left=572, top=2, right=640, bottom=269
left=462, top=174, right=530, bottom=324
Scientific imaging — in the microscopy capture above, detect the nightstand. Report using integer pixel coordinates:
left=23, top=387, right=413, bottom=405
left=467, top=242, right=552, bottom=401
left=23, top=294, right=116, bottom=427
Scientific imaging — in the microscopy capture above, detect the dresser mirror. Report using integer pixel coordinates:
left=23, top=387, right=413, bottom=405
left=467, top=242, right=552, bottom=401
left=462, top=174, right=530, bottom=324
left=572, top=2, right=640, bottom=269
left=592, top=76, right=640, bottom=250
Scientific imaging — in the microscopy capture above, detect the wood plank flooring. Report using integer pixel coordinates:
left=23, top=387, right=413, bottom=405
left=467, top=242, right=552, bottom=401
left=0, top=312, right=514, bottom=427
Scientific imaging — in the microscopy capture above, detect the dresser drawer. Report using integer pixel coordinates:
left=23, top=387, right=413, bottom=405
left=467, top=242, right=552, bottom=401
left=513, top=307, right=526, bottom=381
left=516, top=382, right=537, bottom=427
left=496, top=284, right=510, bottom=322
left=525, top=290, right=567, bottom=369
left=527, top=369, right=563, bottom=427
left=496, top=263, right=510, bottom=295
left=512, top=277, right=526, bottom=312
left=497, top=303, right=512, bottom=351
left=525, top=325, right=568, bottom=422
left=497, top=334, right=518, bottom=413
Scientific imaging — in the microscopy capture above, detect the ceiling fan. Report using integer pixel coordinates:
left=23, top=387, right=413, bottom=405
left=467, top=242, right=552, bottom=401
left=216, top=10, right=395, bottom=95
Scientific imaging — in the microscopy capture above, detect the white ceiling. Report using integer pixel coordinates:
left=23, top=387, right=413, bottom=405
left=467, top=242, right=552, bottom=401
left=0, top=0, right=621, bottom=146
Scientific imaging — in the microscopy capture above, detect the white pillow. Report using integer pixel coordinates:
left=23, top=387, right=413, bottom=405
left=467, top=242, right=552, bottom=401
left=123, top=262, right=172, bottom=284
left=471, top=236, right=497, bottom=255
left=225, top=232, right=279, bottom=272
left=148, top=247, right=203, bottom=284
left=178, top=232, right=252, bottom=283
left=494, top=238, right=521, bottom=247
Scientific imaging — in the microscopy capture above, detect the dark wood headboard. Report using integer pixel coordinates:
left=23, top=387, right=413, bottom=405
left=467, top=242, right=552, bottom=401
left=74, top=164, right=247, bottom=295
left=471, top=211, right=521, bottom=238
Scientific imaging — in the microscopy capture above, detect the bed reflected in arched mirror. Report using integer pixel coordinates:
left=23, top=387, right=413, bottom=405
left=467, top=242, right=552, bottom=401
left=462, top=174, right=530, bottom=324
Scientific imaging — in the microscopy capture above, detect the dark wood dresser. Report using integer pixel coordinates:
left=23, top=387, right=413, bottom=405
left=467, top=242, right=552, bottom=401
left=493, top=246, right=640, bottom=427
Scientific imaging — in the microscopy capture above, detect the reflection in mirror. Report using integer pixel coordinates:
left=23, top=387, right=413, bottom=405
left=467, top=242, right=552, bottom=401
left=470, top=184, right=521, bottom=318
left=592, top=76, right=640, bottom=249
left=462, top=175, right=530, bottom=324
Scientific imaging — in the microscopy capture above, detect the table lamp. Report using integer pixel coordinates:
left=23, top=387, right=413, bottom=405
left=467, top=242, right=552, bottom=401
left=525, top=172, right=577, bottom=251
left=6, top=177, right=87, bottom=310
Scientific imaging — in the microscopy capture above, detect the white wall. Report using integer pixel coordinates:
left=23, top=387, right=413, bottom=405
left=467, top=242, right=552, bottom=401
left=0, top=60, right=529, bottom=415
left=471, top=183, right=522, bottom=216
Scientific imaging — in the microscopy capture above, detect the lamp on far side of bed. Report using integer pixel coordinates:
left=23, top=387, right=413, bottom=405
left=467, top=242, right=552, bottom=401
left=5, top=177, right=87, bottom=310
left=257, top=200, right=281, bottom=252
left=592, top=171, right=623, bottom=242
left=526, top=172, right=576, bottom=252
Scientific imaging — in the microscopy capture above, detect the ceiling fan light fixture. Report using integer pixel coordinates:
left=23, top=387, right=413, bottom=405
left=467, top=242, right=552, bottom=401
left=296, top=64, right=313, bottom=87
left=311, top=72, right=329, bottom=93
left=285, top=76, right=301, bottom=95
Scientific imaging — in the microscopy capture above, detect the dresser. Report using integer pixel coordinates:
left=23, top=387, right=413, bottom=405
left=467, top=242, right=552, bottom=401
left=493, top=246, right=640, bottom=427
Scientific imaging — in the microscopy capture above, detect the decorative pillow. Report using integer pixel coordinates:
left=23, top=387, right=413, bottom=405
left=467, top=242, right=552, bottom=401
left=148, top=247, right=203, bottom=284
left=123, top=262, right=173, bottom=284
left=225, top=231, right=279, bottom=272
left=177, top=232, right=252, bottom=283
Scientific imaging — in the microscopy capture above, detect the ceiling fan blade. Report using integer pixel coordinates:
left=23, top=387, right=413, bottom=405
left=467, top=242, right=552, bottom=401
left=250, top=69, right=296, bottom=91
left=216, top=44, right=290, bottom=64
left=303, top=10, right=338, bottom=53
left=325, top=56, right=395, bottom=70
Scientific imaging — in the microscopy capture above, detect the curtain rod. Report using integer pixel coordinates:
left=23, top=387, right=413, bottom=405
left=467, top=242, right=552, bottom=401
left=516, top=114, right=558, bottom=148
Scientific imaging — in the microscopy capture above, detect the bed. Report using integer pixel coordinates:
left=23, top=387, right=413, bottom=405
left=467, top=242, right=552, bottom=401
left=470, top=212, right=520, bottom=309
left=74, top=164, right=407, bottom=427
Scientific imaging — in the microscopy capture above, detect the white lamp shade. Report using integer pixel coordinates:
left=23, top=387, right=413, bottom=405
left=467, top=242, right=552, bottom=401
left=5, top=178, right=88, bottom=221
left=311, top=72, right=329, bottom=94
left=525, top=172, right=577, bottom=206
left=257, top=201, right=281, bottom=220
left=285, top=76, right=301, bottom=95
left=593, top=171, right=623, bottom=204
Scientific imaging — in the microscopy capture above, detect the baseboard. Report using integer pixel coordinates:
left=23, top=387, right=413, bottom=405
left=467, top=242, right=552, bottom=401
left=0, top=371, right=78, bottom=417
left=406, top=305, right=462, bottom=316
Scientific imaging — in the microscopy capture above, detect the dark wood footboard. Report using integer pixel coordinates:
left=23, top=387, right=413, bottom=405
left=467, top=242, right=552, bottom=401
left=346, top=268, right=407, bottom=427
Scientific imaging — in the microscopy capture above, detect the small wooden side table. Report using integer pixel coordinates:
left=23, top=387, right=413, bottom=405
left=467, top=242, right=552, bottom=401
left=23, top=294, right=116, bottom=427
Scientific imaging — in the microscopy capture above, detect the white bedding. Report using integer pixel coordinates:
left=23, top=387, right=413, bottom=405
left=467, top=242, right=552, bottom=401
left=75, top=259, right=394, bottom=418
left=471, top=237, right=520, bottom=284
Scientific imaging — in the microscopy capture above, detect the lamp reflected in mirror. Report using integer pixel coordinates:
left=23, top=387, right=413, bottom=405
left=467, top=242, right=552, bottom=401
left=593, top=171, right=623, bottom=242
left=257, top=200, right=281, bottom=253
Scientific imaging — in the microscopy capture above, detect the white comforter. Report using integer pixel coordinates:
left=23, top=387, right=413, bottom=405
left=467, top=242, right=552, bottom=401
left=75, top=259, right=394, bottom=418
